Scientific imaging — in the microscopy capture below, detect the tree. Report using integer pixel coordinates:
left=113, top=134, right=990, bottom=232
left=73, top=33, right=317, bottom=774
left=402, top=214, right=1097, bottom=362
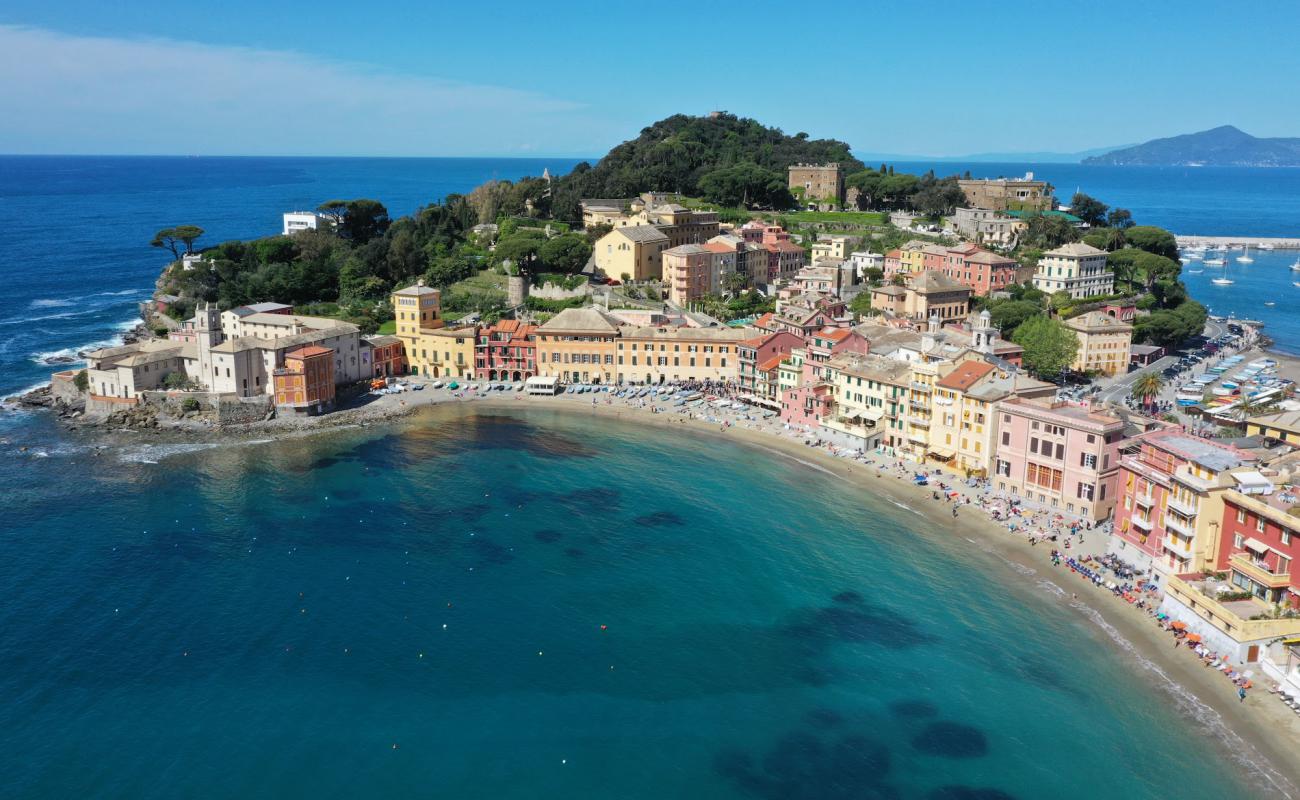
left=1022, top=213, right=1079, bottom=249
left=338, top=199, right=391, bottom=244
left=1107, top=208, right=1134, bottom=229
left=1012, top=315, right=1079, bottom=379
left=1070, top=193, right=1109, bottom=227
left=863, top=266, right=884, bottom=284
left=986, top=299, right=1041, bottom=339
left=539, top=234, right=593, bottom=274
left=73, top=369, right=88, bottom=392
left=1125, top=226, right=1179, bottom=260
left=151, top=228, right=183, bottom=260
left=494, top=233, right=545, bottom=274
left=172, top=225, right=205, bottom=254
left=317, top=200, right=348, bottom=227
left=1130, top=372, right=1165, bottom=412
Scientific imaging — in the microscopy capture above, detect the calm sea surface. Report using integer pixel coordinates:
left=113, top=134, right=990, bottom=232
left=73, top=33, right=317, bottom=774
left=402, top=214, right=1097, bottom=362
left=0, top=156, right=1297, bottom=797
left=0, top=405, right=1269, bottom=798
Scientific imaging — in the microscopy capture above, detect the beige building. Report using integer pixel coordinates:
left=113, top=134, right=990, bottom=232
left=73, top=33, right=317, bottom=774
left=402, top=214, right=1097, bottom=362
left=593, top=225, right=671, bottom=282
left=662, top=244, right=715, bottom=305
left=953, top=207, right=1028, bottom=246
left=1033, top=242, right=1114, bottom=299
left=614, top=326, right=749, bottom=384
left=821, top=353, right=912, bottom=448
left=1064, top=311, right=1132, bottom=377
left=534, top=306, right=624, bottom=384
left=957, top=175, right=1053, bottom=212
left=788, top=163, right=846, bottom=210
left=870, top=270, right=973, bottom=325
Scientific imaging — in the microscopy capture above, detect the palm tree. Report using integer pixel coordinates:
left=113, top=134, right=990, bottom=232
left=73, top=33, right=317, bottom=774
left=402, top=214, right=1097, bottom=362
left=1130, top=372, right=1165, bottom=412
left=1234, top=393, right=1279, bottom=423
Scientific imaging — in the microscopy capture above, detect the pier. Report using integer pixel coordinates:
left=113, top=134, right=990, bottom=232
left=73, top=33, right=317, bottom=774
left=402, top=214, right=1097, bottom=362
left=1176, top=235, right=1300, bottom=249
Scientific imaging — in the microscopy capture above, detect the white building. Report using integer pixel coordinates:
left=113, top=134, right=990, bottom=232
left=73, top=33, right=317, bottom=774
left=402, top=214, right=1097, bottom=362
left=1032, top=242, right=1114, bottom=299
left=283, top=211, right=329, bottom=236
left=848, top=250, right=884, bottom=278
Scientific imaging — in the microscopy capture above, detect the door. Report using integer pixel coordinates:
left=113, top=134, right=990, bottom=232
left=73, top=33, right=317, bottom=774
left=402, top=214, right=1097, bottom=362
left=1247, top=645, right=1259, bottom=663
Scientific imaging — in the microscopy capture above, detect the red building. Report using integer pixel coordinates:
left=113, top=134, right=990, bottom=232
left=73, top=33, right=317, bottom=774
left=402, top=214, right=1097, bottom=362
left=940, top=243, right=1025, bottom=296
left=365, top=335, right=406, bottom=378
left=1215, top=485, right=1300, bottom=610
left=273, top=345, right=336, bottom=415
left=475, top=320, right=537, bottom=381
left=737, top=330, right=803, bottom=397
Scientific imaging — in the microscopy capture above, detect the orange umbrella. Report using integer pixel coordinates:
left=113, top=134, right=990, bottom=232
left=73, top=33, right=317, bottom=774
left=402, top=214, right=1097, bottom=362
left=1171, top=621, right=1188, bottom=630
left=1186, top=633, right=1202, bottom=643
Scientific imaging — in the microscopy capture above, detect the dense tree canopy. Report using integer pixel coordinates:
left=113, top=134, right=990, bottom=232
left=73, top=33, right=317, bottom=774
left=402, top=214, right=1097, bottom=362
left=1124, top=226, right=1179, bottom=260
left=697, top=162, right=793, bottom=208
left=1012, top=315, right=1079, bottom=379
left=1070, top=193, right=1108, bottom=227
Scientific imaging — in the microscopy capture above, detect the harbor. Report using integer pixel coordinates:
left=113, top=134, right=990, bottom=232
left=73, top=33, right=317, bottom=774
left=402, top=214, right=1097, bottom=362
left=1176, top=235, right=1300, bottom=249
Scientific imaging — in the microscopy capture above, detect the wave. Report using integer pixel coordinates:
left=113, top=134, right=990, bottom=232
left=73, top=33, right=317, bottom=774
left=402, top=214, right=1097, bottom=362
left=28, top=319, right=140, bottom=365
left=117, top=442, right=222, bottom=463
left=28, top=298, right=75, bottom=309
left=1070, top=600, right=1297, bottom=798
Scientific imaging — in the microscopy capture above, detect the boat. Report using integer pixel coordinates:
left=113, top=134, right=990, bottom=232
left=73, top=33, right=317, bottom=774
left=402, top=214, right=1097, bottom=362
left=1259, top=243, right=1275, bottom=250
left=1211, top=261, right=1234, bottom=286
left=1290, top=260, right=1300, bottom=272
left=1236, top=246, right=1254, bottom=263
left=1204, top=257, right=1226, bottom=266
left=1265, top=301, right=1276, bottom=307
left=1187, top=269, right=1203, bottom=274
left=1293, top=281, right=1300, bottom=288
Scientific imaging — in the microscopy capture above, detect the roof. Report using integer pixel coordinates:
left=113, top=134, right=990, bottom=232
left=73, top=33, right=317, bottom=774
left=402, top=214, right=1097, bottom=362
left=964, top=250, right=1018, bottom=266
left=871, top=284, right=907, bottom=297
left=536, top=306, right=623, bottom=335
left=757, top=355, right=785, bottom=372
left=244, top=302, right=292, bottom=313
left=909, top=270, right=971, bottom=294
left=1249, top=409, right=1300, bottom=435
left=702, top=242, right=736, bottom=254
left=363, top=335, right=402, bottom=347
left=1044, top=241, right=1106, bottom=258
left=766, top=240, right=804, bottom=253
left=663, top=244, right=711, bottom=256
left=617, top=325, right=749, bottom=342
left=829, top=353, right=911, bottom=384
left=1064, top=311, right=1133, bottom=333
left=611, top=225, right=669, bottom=244
left=393, top=284, right=440, bottom=297
left=1139, top=429, right=1256, bottom=471
left=286, top=345, right=333, bottom=358
left=937, top=360, right=995, bottom=392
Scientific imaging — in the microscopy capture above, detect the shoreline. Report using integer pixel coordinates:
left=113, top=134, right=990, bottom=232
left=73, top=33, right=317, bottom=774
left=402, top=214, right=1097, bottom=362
left=443, top=394, right=1300, bottom=797
left=7, top=386, right=1300, bottom=794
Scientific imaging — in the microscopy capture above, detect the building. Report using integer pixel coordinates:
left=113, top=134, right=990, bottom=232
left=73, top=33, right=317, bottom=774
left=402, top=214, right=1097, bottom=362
left=952, top=207, right=1027, bottom=247
left=771, top=294, right=850, bottom=337
left=282, top=211, right=329, bottom=236
left=993, top=398, right=1126, bottom=521
left=219, top=302, right=294, bottom=336
left=810, top=235, right=857, bottom=262
left=662, top=244, right=715, bottom=305
left=940, top=243, right=1030, bottom=296
left=1064, top=311, right=1132, bottom=377
left=1130, top=344, right=1165, bottom=367
left=848, top=251, right=884, bottom=278
left=870, top=270, right=973, bottom=325
left=765, top=239, right=807, bottom=284
left=1245, top=410, right=1300, bottom=445
left=1033, top=242, right=1114, bottom=299
left=580, top=199, right=631, bottom=228
left=421, top=326, right=477, bottom=378
left=534, top=306, right=624, bottom=384
left=1109, top=430, right=1258, bottom=582
left=821, top=353, right=912, bottom=449
left=593, top=225, right=671, bottom=282
left=364, top=335, right=406, bottom=378
left=788, top=163, right=846, bottom=210
left=273, top=345, right=336, bottom=415
left=701, top=242, right=738, bottom=293
left=957, top=174, right=1053, bottom=212
left=737, top=330, right=804, bottom=402
left=475, top=320, right=537, bottom=381
left=1157, top=463, right=1300, bottom=666
left=614, top=326, right=748, bottom=385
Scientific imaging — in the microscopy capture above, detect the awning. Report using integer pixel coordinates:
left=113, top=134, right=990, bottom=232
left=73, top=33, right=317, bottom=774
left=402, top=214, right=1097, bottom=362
left=1243, top=537, right=1269, bottom=553
left=929, top=448, right=956, bottom=460
left=1186, top=633, right=1202, bottom=644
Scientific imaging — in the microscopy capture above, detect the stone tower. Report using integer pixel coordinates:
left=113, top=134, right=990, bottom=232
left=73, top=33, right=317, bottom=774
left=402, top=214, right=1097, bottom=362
left=973, top=309, right=998, bottom=354
left=195, top=301, right=222, bottom=390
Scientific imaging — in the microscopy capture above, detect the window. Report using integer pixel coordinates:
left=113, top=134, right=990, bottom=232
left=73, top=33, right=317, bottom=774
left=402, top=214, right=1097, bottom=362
left=1077, top=482, right=1095, bottom=501
left=1002, top=431, right=1010, bottom=446
left=1236, top=508, right=1247, bottom=524
left=1234, top=533, right=1244, bottom=549
left=1256, top=517, right=1266, bottom=533
left=1283, top=530, right=1292, bottom=546
left=1081, top=453, right=1097, bottom=469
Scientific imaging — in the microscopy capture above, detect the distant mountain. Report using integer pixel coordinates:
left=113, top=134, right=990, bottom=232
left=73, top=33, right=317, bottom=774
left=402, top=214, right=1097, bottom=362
left=1083, top=125, right=1300, bottom=167
left=856, top=145, right=1125, bottom=164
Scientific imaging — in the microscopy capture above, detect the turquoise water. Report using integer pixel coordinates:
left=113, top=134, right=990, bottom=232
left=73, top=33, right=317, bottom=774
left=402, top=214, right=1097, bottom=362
left=1181, top=248, right=1300, bottom=355
left=1, top=405, right=1267, bottom=798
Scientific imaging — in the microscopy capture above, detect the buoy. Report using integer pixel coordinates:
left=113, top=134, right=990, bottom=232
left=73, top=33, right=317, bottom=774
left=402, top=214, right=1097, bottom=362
left=600, top=625, right=607, bottom=631
left=538, top=651, right=543, bottom=656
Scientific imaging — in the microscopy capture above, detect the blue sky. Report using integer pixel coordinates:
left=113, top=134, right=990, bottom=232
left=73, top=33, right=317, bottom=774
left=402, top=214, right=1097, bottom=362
left=2, top=1, right=1298, bottom=157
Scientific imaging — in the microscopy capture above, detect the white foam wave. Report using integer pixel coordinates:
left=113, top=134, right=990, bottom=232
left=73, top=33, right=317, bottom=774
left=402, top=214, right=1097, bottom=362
left=97, top=289, right=141, bottom=297
left=28, top=298, right=75, bottom=309
left=116, top=442, right=222, bottom=463
left=28, top=319, right=142, bottom=366
left=1073, top=602, right=1297, bottom=798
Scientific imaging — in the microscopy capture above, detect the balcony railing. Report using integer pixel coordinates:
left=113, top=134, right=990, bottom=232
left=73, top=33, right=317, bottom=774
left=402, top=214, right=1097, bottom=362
left=1167, top=495, right=1198, bottom=517
left=1165, top=514, right=1195, bottom=538
left=910, top=382, right=932, bottom=393
left=1134, top=492, right=1155, bottom=508
left=1230, top=553, right=1290, bottom=588
left=1163, top=535, right=1194, bottom=560
left=1131, top=515, right=1153, bottom=531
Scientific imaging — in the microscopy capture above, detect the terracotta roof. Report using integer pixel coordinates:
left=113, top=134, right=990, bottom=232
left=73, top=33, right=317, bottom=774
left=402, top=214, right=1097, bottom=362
left=937, top=360, right=995, bottom=392
left=702, top=242, right=735, bottom=254
left=818, top=327, right=852, bottom=342
left=287, top=345, right=333, bottom=358
left=757, top=355, right=785, bottom=372
left=537, top=306, right=623, bottom=335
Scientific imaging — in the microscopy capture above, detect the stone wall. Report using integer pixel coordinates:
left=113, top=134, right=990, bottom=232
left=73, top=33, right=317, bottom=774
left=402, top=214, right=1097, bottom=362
left=139, top=390, right=273, bottom=425
left=530, top=282, right=592, bottom=301
left=50, top=370, right=85, bottom=406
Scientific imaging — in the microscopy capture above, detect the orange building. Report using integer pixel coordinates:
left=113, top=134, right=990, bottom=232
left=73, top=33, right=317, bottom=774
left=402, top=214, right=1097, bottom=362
left=273, top=345, right=336, bottom=415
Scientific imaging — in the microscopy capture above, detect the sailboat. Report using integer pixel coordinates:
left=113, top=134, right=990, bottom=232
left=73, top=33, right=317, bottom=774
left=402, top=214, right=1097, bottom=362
left=1289, top=258, right=1300, bottom=272
left=1204, top=256, right=1226, bottom=266
left=1211, top=260, right=1234, bottom=285
left=1236, top=246, right=1254, bottom=263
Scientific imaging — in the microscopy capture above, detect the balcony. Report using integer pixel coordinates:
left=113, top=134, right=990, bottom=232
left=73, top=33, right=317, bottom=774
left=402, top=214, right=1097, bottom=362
left=1135, top=492, right=1155, bottom=508
left=1230, top=553, right=1291, bottom=589
left=1163, top=534, right=1194, bottom=560
left=1165, top=514, right=1195, bottom=538
left=907, top=415, right=930, bottom=428
left=1174, top=468, right=1217, bottom=492
left=910, top=382, right=932, bottom=393
left=1167, top=495, right=1198, bottom=517
left=1131, top=515, right=1153, bottom=531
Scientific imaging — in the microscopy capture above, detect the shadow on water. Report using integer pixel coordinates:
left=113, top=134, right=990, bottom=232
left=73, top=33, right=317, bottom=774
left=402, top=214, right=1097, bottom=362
left=910, top=721, right=989, bottom=759
left=888, top=699, right=939, bottom=720
left=715, top=730, right=896, bottom=800
left=633, top=510, right=684, bottom=527
left=533, top=529, right=563, bottom=544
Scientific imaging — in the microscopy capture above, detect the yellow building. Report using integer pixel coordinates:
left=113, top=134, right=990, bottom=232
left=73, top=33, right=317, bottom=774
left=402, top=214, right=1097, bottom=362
left=534, top=306, right=623, bottom=384
left=1245, top=410, right=1300, bottom=445
left=870, top=270, right=972, bottom=325
left=593, top=225, right=671, bottom=282
left=391, top=283, right=475, bottom=378
left=929, top=355, right=1056, bottom=475
left=1064, top=311, right=1132, bottom=377
left=821, top=353, right=911, bottom=449
left=614, top=326, right=749, bottom=385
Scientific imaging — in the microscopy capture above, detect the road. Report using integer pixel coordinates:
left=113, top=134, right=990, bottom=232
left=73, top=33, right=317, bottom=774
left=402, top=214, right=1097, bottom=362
left=1096, top=320, right=1228, bottom=406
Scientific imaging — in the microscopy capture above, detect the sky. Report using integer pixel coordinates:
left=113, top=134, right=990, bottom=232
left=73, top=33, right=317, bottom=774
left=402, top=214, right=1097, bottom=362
left=2, top=1, right=1299, bottom=158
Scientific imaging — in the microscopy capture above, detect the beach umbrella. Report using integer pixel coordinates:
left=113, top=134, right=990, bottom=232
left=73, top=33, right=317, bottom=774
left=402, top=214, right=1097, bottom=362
left=1171, top=621, right=1188, bottom=630
left=1186, top=634, right=1202, bottom=644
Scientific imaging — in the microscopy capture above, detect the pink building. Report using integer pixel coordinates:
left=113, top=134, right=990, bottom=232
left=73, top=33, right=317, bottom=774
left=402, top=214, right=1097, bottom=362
left=765, top=239, right=805, bottom=283
left=662, top=244, right=713, bottom=305
left=941, top=243, right=1025, bottom=296
left=781, top=380, right=833, bottom=427
left=806, top=327, right=869, bottom=364
left=993, top=398, right=1127, bottom=521
left=737, top=330, right=803, bottom=396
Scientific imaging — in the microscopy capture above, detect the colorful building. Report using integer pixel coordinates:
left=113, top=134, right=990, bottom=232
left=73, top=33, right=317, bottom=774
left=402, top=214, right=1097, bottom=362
left=737, top=331, right=805, bottom=400
left=593, top=224, right=670, bottom=282
left=993, top=398, right=1126, bottom=521
left=534, top=306, right=623, bottom=384
left=1064, top=311, right=1133, bottom=377
left=870, top=271, right=973, bottom=325
left=475, top=320, right=537, bottom=381
left=1109, top=430, right=1257, bottom=582
left=273, top=345, right=336, bottom=415
left=614, top=326, right=747, bottom=385
left=364, top=335, right=406, bottom=378
left=662, top=244, right=714, bottom=305
left=939, top=243, right=1029, bottom=296
left=1032, top=242, right=1114, bottom=299
left=821, top=353, right=912, bottom=449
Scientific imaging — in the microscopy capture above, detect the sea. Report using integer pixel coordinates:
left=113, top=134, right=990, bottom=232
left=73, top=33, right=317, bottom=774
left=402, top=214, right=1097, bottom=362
left=3, top=156, right=1300, bottom=797
left=0, top=403, right=1283, bottom=798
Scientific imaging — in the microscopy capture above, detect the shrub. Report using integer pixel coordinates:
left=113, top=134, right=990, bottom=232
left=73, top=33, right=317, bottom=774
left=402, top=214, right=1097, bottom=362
left=180, top=397, right=201, bottom=413
left=73, top=369, right=88, bottom=391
